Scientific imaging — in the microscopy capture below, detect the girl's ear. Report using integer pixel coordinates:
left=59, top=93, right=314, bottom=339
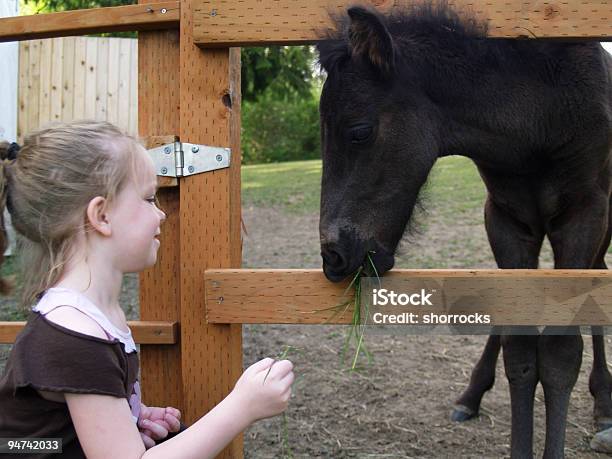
left=86, top=196, right=112, bottom=237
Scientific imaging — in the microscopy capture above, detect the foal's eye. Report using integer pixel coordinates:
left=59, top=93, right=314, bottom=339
left=349, top=124, right=373, bottom=144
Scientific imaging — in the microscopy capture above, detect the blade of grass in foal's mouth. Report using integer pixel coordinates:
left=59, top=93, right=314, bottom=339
left=303, top=252, right=381, bottom=370
left=340, top=252, right=380, bottom=371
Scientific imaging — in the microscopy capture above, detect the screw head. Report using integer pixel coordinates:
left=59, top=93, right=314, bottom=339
left=160, top=8, right=167, bottom=13
left=164, top=146, right=171, bottom=154
left=188, top=166, right=195, bottom=173
left=216, top=154, right=223, bottom=162
left=161, top=167, right=168, bottom=174
left=191, top=145, right=199, bottom=153
left=211, top=9, right=217, bottom=16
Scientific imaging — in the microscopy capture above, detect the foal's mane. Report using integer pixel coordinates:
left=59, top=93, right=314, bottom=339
left=317, top=2, right=491, bottom=75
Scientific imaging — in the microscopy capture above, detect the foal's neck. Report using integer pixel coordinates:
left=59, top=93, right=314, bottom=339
left=405, top=39, right=559, bottom=171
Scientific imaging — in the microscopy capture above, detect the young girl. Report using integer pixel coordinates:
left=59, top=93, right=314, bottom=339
left=0, top=121, right=294, bottom=459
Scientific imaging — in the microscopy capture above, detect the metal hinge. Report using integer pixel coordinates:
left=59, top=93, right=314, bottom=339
left=147, top=142, right=231, bottom=178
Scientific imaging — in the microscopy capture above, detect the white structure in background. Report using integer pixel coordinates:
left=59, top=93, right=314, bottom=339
left=0, top=0, right=18, bottom=256
left=0, top=1, right=18, bottom=143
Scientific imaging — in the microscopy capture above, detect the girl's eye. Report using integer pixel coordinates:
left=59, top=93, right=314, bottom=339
left=145, top=193, right=164, bottom=212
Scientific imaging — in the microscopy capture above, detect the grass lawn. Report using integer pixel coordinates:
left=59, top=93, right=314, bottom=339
left=242, top=155, right=486, bottom=217
left=242, top=159, right=324, bottom=213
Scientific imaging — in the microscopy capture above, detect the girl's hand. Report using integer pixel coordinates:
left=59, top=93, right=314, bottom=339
left=230, top=357, right=295, bottom=423
left=138, top=404, right=182, bottom=449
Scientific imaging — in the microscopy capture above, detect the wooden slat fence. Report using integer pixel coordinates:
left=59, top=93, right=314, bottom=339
left=17, top=36, right=137, bottom=142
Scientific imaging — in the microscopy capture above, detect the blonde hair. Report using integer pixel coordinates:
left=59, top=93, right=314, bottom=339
left=0, top=120, right=144, bottom=309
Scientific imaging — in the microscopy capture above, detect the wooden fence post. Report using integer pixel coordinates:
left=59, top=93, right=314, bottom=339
left=138, top=0, right=242, bottom=455
left=138, top=1, right=184, bottom=414
left=179, top=1, right=243, bottom=455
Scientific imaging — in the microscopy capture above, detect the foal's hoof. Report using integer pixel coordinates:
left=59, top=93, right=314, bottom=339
left=590, top=427, right=612, bottom=453
left=450, top=404, right=477, bottom=422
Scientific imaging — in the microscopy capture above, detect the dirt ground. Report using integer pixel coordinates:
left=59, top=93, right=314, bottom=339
left=1, top=201, right=610, bottom=458
left=240, top=204, right=612, bottom=459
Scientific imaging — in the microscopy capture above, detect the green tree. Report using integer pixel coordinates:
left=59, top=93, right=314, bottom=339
left=241, top=46, right=316, bottom=103
left=242, top=84, right=321, bottom=164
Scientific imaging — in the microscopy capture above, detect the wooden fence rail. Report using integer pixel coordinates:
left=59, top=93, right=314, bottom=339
left=192, top=0, right=612, bottom=46
left=205, top=269, right=612, bottom=326
left=0, top=2, right=179, bottom=43
left=0, top=320, right=178, bottom=344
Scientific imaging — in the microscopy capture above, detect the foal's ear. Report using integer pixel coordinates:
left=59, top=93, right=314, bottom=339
left=347, top=6, right=395, bottom=78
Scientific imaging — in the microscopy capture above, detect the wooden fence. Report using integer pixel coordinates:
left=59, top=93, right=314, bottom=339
left=17, top=36, right=137, bottom=142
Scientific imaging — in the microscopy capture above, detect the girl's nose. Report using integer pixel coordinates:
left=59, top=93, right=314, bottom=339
left=158, top=207, right=167, bottom=222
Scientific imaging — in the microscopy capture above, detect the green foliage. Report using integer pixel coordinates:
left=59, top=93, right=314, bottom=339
left=241, top=46, right=317, bottom=103
left=242, top=85, right=321, bottom=165
left=241, top=46, right=321, bottom=164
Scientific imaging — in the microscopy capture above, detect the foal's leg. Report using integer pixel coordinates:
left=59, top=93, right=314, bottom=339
left=482, top=197, right=545, bottom=458
left=590, top=219, right=612, bottom=431
left=591, top=325, right=612, bottom=431
left=503, top=333, right=540, bottom=458
left=452, top=333, right=501, bottom=421
left=542, top=191, right=609, bottom=458
left=452, top=195, right=542, bottom=424
left=538, top=330, right=583, bottom=459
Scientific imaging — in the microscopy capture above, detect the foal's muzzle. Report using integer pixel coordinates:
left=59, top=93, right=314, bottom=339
left=321, top=239, right=394, bottom=282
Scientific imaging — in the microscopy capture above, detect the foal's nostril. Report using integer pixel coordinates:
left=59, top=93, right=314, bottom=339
left=321, top=246, right=347, bottom=271
left=323, top=249, right=340, bottom=266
